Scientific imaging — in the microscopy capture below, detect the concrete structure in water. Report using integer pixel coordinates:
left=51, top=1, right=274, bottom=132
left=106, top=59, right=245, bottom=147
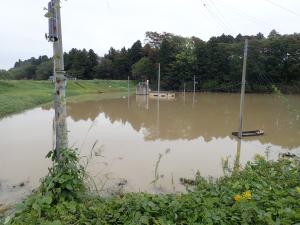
left=136, top=81, right=150, bottom=95
left=149, top=92, right=175, bottom=100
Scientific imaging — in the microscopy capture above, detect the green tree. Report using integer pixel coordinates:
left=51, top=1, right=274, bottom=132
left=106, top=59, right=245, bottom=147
left=88, top=49, right=99, bottom=78
left=65, top=48, right=90, bottom=79
left=128, top=40, right=143, bottom=66
left=268, top=29, right=281, bottom=39
left=131, top=57, right=155, bottom=81
left=112, top=47, right=130, bottom=79
left=36, top=60, right=53, bottom=80
left=93, top=58, right=113, bottom=79
left=0, top=70, right=10, bottom=79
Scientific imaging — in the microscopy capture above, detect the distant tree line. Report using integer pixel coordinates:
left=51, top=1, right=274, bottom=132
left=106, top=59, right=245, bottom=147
left=1, top=30, right=299, bottom=92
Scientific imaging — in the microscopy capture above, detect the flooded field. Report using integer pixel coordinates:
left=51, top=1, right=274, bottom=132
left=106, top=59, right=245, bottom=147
left=0, top=93, right=299, bottom=204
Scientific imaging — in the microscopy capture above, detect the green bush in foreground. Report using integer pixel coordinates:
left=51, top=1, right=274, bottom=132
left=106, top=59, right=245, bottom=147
left=5, top=149, right=300, bottom=225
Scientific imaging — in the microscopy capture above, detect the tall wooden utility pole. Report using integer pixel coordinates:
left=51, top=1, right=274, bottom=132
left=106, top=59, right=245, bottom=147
left=47, top=0, right=68, bottom=159
left=238, top=39, right=248, bottom=139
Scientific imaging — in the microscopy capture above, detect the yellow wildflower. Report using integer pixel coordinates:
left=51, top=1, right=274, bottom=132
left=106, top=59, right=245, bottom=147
left=242, top=191, right=252, bottom=200
left=254, top=154, right=264, bottom=161
left=296, top=187, right=300, bottom=194
left=234, top=194, right=241, bottom=202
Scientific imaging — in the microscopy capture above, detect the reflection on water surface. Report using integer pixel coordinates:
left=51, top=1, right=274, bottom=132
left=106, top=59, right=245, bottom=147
left=0, top=93, right=299, bottom=203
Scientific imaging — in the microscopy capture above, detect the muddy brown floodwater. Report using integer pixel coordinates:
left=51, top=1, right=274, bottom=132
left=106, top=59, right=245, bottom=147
left=0, top=93, right=299, bottom=204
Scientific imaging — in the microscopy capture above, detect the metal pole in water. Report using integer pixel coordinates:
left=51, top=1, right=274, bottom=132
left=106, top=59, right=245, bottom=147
left=158, top=63, right=161, bottom=97
left=183, top=82, right=186, bottom=105
left=238, top=39, right=249, bottom=139
left=193, top=75, right=196, bottom=96
left=127, top=76, right=130, bottom=108
left=128, top=76, right=130, bottom=91
left=193, top=75, right=196, bottom=106
left=157, top=63, right=161, bottom=136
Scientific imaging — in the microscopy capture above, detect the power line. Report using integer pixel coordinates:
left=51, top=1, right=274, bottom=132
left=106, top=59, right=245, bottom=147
left=264, top=0, right=300, bottom=18
left=204, top=0, right=233, bottom=33
left=201, top=0, right=226, bottom=32
left=200, top=0, right=231, bottom=33
left=207, top=0, right=234, bottom=33
left=217, top=0, right=272, bottom=30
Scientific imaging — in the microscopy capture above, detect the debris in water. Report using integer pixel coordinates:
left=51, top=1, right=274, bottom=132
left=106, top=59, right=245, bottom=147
left=279, top=152, right=297, bottom=158
left=117, top=179, right=127, bottom=186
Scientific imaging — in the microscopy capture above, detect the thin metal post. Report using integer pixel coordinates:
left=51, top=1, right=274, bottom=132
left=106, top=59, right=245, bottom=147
left=193, top=75, right=196, bottom=96
left=193, top=75, right=196, bottom=106
left=157, top=63, right=161, bottom=136
left=128, top=76, right=130, bottom=91
left=52, top=0, right=68, bottom=158
left=158, top=63, right=161, bottom=96
left=238, top=39, right=248, bottom=139
left=127, top=76, right=130, bottom=108
left=146, top=79, right=149, bottom=95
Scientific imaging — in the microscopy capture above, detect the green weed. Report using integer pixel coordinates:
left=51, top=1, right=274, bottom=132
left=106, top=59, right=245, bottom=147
left=6, top=153, right=300, bottom=225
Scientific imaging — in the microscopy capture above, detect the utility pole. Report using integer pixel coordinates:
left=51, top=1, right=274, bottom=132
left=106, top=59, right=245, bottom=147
left=157, top=63, right=161, bottom=136
left=47, top=0, right=68, bottom=159
left=128, top=76, right=130, bottom=91
left=238, top=39, right=248, bottom=139
left=127, top=76, right=130, bottom=108
left=158, top=63, right=161, bottom=97
left=193, top=75, right=196, bottom=96
left=233, top=139, right=241, bottom=172
left=193, top=75, right=197, bottom=106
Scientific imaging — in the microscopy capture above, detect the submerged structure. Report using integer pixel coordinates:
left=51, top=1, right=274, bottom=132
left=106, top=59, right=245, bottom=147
left=136, top=81, right=150, bottom=95
left=149, top=92, right=175, bottom=100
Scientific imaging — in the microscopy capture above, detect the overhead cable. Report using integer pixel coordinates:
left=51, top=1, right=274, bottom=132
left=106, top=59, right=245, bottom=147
left=264, top=0, right=300, bottom=18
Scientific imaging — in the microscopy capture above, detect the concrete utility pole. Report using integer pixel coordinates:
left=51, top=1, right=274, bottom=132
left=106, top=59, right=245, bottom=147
left=158, top=63, right=161, bottom=96
left=233, top=139, right=241, bottom=172
left=183, top=82, right=186, bottom=105
left=127, top=76, right=130, bottom=108
left=47, top=0, right=68, bottom=159
left=193, top=75, right=196, bottom=96
left=193, top=75, right=197, bottom=106
left=157, top=63, right=161, bottom=136
left=238, top=39, right=248, bottom=139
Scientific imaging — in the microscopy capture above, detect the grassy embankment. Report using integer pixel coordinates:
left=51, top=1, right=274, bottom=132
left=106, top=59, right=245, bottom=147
left=1, top=148, right=299, bottom=225
left=0, top=80, right=135, bottom=118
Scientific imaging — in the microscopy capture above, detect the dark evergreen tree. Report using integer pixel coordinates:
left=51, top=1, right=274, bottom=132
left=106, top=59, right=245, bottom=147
left=128, top=40, right=143, bottom=66
left=2, top=31, right=300, bottom=94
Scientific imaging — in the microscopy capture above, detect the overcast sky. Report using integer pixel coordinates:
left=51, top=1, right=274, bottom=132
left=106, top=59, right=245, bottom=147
left=0, top=0, right=299, bottom=69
